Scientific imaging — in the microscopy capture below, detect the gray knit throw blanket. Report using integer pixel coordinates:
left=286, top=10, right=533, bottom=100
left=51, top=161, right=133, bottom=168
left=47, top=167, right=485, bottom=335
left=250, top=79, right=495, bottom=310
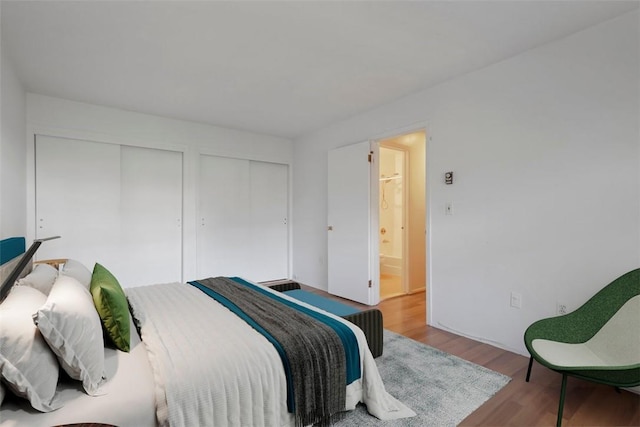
left=194, top=277, right=346, bottom=427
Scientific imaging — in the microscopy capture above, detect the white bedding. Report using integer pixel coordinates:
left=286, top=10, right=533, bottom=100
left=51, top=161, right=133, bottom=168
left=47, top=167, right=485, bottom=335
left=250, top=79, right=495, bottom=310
left=1, top=280, right=414, bottom=427
left=126, top=281, right=414, bottom=427
left=0, top=317, right=156, bottom=427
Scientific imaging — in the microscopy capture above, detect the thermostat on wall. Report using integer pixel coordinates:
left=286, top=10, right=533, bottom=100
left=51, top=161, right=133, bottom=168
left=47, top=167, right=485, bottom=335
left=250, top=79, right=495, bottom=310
left=445, top=171, right=453, bottom=185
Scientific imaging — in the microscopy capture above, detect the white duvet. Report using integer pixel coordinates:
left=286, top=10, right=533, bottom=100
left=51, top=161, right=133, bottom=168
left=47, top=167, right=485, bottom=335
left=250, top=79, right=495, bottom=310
left=126, top=282, right=414, bottom=427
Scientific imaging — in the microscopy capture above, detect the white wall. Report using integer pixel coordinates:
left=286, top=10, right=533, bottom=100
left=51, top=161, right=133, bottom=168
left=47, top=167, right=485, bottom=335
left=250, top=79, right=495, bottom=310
left=292, top=11, right=640, bottom=355
left=0, top=47, right=26, bottom=240
left=26, top=94, right=293, bottom=282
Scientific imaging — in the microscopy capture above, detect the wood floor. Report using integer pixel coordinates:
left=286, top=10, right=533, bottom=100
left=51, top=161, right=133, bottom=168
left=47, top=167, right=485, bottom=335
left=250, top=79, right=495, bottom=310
left=302, top=286, right=640, bottom=426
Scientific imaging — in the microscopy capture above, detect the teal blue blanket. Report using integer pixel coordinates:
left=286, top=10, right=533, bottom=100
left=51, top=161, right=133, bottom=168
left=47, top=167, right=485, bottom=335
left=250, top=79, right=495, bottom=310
left=229, top=277, right=361, bottom=382
left=188, top=277, right=361, bottom=426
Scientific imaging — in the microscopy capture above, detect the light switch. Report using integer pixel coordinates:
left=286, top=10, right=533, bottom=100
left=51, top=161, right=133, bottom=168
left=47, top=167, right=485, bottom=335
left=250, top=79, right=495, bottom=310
left=445, top=202, right=453, bottom=215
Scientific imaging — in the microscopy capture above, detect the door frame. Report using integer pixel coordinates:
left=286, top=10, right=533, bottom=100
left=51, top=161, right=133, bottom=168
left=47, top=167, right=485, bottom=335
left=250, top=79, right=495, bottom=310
left=370, top=122, right=433, bottom=326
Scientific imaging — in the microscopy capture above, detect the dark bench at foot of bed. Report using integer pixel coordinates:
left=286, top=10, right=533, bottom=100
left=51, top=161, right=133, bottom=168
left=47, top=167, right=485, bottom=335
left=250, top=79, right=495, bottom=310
left=268, top=282, right=383, bottom=358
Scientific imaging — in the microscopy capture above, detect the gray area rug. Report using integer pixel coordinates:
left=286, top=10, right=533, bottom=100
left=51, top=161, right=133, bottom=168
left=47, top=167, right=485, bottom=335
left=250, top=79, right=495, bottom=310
left=337, top=330, right=511, bottom=426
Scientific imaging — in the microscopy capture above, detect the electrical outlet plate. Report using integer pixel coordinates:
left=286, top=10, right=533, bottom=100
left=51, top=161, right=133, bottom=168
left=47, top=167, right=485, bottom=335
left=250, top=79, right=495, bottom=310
left=510, top=292, right=522, bottom=309
left=557, top=302, right=568, bottom=315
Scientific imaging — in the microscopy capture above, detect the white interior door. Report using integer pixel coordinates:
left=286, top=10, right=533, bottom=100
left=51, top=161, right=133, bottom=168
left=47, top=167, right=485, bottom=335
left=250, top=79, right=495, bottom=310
left=35, top=135, right=121, bottom=271
left=198, top=155, right=252, bottom=278
left=249, top=161, right=289, bottom=281
left=327, top=141, right=379, bottom=305
left=120, top=146, right=183, bottom=286
left=198, top=155, right=289, bottom=282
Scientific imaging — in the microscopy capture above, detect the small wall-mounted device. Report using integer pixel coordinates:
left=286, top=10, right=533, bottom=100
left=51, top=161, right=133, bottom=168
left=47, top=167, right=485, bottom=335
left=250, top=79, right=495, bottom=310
left=445, top=171, right=454, bottom=185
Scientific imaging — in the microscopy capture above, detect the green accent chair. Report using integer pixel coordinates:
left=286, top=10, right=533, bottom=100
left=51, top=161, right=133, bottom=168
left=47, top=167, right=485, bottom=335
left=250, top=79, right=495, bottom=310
left=524, top=268, right=640, bottom=427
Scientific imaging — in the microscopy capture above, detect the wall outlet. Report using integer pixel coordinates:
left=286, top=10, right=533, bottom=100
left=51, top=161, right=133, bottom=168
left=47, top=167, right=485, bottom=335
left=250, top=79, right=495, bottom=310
left=510, top=292, right=522, bottom=309
left=557, top=302, right=568, bottom=315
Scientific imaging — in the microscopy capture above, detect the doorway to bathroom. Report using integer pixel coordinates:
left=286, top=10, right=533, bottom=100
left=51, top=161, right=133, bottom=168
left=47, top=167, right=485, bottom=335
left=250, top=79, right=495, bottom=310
left=378, top=131, right=426, bottom=300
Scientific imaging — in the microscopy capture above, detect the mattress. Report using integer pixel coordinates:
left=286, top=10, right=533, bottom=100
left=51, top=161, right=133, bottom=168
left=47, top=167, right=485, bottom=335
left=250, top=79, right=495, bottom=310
left=0, top=317, right=156, bottom=427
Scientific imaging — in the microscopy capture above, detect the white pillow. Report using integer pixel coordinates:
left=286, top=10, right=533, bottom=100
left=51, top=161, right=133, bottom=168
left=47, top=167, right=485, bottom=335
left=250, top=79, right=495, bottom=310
left=61, top=259, right=92, bottom=288
left=0, top=286, right=60, bottom=412
left=34, top=275, right=106, bottom=395
left=16, top=263, right=58, bottom=295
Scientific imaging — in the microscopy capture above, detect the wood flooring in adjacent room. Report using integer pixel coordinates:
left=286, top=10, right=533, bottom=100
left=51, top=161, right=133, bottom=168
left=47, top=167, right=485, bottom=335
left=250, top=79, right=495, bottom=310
left=301, top=285, right=640, bottom=426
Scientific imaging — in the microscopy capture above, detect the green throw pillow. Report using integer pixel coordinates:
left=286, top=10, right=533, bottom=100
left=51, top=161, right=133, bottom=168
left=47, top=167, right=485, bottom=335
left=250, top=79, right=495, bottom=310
left=90, top=263, right=130, bottom=352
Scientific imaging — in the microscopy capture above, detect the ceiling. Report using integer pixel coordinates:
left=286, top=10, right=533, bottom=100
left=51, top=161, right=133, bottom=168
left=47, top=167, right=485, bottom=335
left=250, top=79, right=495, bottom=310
left=1, top=1, right=637, bottom=139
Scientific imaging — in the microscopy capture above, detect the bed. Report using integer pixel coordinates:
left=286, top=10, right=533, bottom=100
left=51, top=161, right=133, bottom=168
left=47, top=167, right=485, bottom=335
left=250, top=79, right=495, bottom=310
left=0, top=238, right=414, bottom=426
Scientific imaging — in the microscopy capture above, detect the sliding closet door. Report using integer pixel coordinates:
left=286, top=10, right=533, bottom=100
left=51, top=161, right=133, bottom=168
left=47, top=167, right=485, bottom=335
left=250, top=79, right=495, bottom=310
left=249, top=161, right=288, bottom=281
left=35, top=135, right=183, bottom=287
left=197, top=156, right=251, bottom=278
left=35, top=135, right=121, bottom=270
left=197, top=155, right=288, bottom=282
left=120, top=146, right=182, bottom=286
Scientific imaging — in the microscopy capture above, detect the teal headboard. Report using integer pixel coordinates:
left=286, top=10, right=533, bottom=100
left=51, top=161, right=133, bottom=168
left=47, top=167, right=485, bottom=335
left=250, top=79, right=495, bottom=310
left=0, top=237, right=25, bottom=265
left=0, top=236, right=60, bottom=301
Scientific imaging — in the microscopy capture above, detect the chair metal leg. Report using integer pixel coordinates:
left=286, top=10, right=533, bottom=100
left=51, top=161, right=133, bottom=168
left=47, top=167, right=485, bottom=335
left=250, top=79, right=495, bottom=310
left=557, top=374, right=568, bottom=427
left=526, top=356, right=533, bottom=382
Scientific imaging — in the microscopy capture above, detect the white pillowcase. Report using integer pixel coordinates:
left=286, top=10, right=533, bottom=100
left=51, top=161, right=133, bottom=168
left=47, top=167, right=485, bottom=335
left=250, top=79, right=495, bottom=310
left=34, top=275, right=106, bottom=395
left=16, top=263, right=58, bottom=295
left=60, top=258, right=92, bottom=288
left=0, top=286, right=60, bottom=412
